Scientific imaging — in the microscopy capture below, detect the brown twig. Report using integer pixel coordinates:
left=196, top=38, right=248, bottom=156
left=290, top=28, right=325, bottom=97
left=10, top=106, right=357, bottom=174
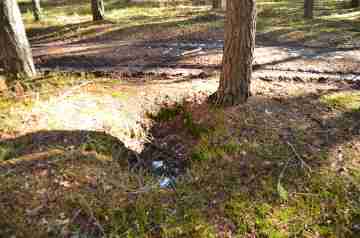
left=286, top=141, right=312, bottom=173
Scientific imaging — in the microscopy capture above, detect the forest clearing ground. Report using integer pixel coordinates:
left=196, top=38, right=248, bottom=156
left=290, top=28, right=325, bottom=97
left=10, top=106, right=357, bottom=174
left=1, top=70, right=360, bottom=237
left=0, top=0, right=360, bottom=237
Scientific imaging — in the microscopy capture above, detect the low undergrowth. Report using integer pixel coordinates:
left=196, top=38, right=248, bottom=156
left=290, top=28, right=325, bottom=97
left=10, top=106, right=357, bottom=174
left=1, top=76, right=360, bottom=237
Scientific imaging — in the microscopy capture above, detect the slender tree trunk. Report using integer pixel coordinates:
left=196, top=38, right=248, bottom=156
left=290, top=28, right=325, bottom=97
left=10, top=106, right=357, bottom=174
left=212, top=0, right=220, bottom=9
left=304, top=0, right=314, bottom=19
left=210, top=0, right=256, bottom=106
left=32, top=0, right=42, bottom=21
left=221, top=0, right=226, bottom=10
left=351, top=0, right=360, bottom=8
left=91, top=0, right=105, bottom=21
left=0, top=0, right=36, bottom=78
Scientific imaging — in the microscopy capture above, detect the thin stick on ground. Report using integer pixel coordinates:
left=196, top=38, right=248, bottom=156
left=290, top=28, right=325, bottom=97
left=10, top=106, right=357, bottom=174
left=286, top=141, right=312, bottom=173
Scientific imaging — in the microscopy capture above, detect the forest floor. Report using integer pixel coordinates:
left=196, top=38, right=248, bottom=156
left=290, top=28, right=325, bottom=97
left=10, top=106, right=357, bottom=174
left=1, top=0, right=360, bottom=237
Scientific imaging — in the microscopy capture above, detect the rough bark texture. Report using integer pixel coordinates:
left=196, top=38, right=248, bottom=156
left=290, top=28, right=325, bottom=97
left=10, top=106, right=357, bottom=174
left=32, top=0, right=42, bottom=21
left=91, top=0, right=105, bottom=21
left=304, top=0, right=314, bottom=19
left=210, top=0, right=256, bottom=106
left=212, top=0, right=220, bottom=9
left=0, top=0, right=36, bottom=78
left=351, top=0, right=360, bottom=8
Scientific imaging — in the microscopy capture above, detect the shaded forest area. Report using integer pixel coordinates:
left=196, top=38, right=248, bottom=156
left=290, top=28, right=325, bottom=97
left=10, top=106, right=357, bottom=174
left=0, top=0, right=360, bottom=237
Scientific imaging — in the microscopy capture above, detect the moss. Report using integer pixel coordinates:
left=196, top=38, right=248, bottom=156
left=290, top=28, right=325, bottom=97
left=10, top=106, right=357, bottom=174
left=321, top=91, right=360, bottom=110
left=108, top=196, right=216, bottom=238
left=147, top=103, right=184, bottom=122
left=183, top=110, right=209, bottom=138
left=0, top=145, right=13, bottom=161
left=111, top=91, right=129, bottom=100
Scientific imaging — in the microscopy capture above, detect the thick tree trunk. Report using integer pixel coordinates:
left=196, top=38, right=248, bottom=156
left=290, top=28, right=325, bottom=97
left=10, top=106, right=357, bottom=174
left=0, top=0, right=36, bottom=78
left=351, top=0, right=360, bottom=8
left=212, top=0, right=220, bottom=9
left=304, top=0, right=314, bottom=19
left=32, top=0, right=41, bottom=21
left=210, top=0, right=256, bottom=106
left=91, top=0, right=105, bottom=21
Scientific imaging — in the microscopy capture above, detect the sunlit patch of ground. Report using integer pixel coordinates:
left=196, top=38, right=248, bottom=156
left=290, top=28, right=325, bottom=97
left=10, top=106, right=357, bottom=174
left=3, top=76, right=218, bottom=151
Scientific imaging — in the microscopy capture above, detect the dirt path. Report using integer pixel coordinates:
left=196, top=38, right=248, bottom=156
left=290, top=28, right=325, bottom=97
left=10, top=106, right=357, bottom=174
left=32, top=37, right=360, bottom=81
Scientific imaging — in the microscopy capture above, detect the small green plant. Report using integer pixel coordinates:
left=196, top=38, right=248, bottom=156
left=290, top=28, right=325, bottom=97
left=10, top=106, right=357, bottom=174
left=0, top=145, right=12, bottom=161
left=321, top=91, right=360, bottom=110
left=147, top=103, right=184, bottom=122
left=183, top=110, right=209, bottom=138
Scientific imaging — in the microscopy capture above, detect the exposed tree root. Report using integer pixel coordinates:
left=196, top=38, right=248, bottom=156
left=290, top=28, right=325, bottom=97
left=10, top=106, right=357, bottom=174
left=208, top=90, right=250, bottom=107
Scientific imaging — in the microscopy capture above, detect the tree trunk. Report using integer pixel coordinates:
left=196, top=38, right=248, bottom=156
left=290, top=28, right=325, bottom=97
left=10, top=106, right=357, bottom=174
left=351, top=0, right=360, bottom=8
left=212, top=0, right=220, bottom=9
left=32, top=0, right=42, bottom=21
left=210, top=0, right=256, bottom=106
left=221, top=0, right=226, bottom=10
left=0, top=0, right=36, bottom=78
left=304, top=0, right=314, bottom=19
left=91, top=0, right=105, bottom=21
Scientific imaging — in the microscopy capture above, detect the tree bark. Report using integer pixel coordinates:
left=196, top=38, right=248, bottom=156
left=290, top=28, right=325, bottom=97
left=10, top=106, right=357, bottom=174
left=351, top=0, right=360, bottom=8
left=210, top=0, right=256, bottom=106
left=221, top=0, right=226, bottom=10
left=91, top=0, right=105, bottom=21
left=304, top=0, right=314, bottom=19
left=0, top=0, right=36, bottom=78
left=32, top=0, right=42, bottom=21
left=212, top=0, right=220, bottom=9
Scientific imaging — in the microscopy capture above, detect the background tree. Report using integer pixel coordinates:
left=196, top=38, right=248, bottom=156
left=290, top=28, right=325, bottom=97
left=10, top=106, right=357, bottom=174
left=304, top=0, right=314, bottom=19
left=210, top=0, right=256, bottom=106
left=351, top=0, right=359, bottom=8
left=32, top=0, right=42, bottom=21
left=92, top=0, right=105, bottom=21
left=212, top=0, right=220, bottom=9
left=0, top=0, right=36, bottom=78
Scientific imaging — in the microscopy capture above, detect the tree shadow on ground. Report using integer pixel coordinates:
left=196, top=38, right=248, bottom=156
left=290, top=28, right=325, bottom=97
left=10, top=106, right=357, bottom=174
left=25, top=6, right=216, bottom=45
left=0, top=130, right=133, bottom=162
left=27, top=20, right=116, bottom=45
left=144, top=86, right=360, bottom=236
left=28, top=8, right=360, bottom=75
left=18, top=0, right=133, bottom=15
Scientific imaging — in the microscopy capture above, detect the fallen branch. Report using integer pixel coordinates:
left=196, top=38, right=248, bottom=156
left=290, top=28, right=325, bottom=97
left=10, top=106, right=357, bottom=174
left=277, top=141, right=313, bottom=200
left=286, top=141, right=312, bottom=173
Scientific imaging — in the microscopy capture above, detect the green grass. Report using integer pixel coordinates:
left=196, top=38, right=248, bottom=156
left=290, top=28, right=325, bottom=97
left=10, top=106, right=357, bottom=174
left=256, top=0, right=360, bottom=45
left=19, top=0, right=360, bottom=46
left=321, top=91, right=360, bottom=110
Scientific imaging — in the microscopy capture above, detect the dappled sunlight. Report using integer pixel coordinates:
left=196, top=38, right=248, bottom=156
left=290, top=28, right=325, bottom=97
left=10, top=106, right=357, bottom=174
left=321, top=10, right=360, bottom=20
left=2, top=0, right=360, bottom=236
left=26, top=89, right=147, bottom=151
left=3, top=77, right=218, bottom=152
